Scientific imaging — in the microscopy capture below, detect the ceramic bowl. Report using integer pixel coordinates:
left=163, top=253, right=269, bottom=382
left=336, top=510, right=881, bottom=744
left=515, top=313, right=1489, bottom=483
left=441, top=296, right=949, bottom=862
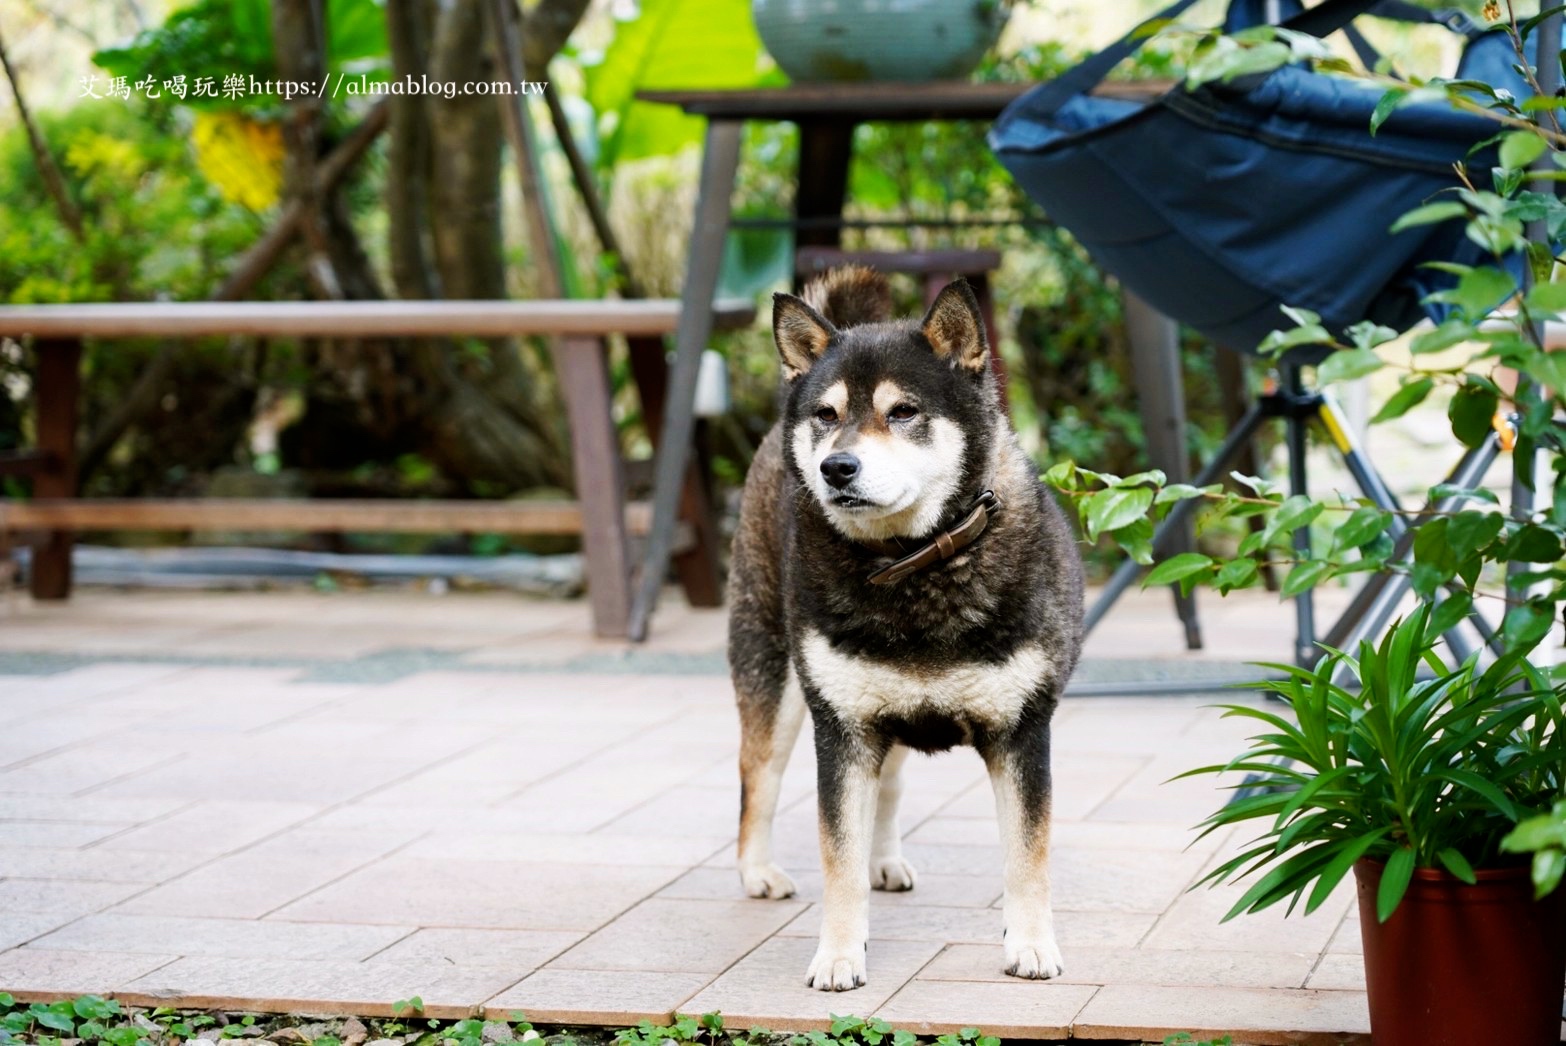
left=752, top=0, right=1008, bottom=82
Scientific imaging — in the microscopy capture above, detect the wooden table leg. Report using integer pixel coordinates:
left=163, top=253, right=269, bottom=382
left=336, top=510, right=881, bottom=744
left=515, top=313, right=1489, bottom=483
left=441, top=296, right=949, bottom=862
left=1123, top=293, right=1202, bottom=651
left=627, top=335, right=723, bottom=607
left=795, top=120, right=855, bottom=252
left=553, top=335, right=632, bottom=638
left=628, top=118, right=743, bottom=641
left=30, top=339, right=81, bottom=601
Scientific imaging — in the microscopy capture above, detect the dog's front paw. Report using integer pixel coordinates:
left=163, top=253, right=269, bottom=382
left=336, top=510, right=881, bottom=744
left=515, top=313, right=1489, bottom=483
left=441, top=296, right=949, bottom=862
left=1003, top=930, right=1065, bottom=980
left=869, top=855, right=917, bottom=892
left=739, top=862, right=797, bottom=899
left=805, top=942, right=867, bottom=991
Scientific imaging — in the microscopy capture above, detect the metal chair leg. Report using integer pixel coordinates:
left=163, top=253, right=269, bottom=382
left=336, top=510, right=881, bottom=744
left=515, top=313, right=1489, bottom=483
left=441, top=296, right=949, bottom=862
left=1124, top=291, right=1202, bottom=649
left=629, top=119, right=743, bottom=642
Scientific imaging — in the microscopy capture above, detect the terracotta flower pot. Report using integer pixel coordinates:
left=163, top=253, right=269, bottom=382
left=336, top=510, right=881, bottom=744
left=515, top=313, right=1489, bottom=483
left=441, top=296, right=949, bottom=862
left=1354, top=859, right=1566, bottom=1046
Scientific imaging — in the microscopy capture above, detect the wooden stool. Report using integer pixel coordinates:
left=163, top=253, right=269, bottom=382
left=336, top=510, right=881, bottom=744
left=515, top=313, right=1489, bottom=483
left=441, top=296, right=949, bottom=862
left=795, top=247, right=1009, bottom=401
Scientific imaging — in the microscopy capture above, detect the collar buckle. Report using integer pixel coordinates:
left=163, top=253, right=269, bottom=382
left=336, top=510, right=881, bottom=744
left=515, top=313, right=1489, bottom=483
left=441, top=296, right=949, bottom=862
left=865, top=489, right=1002, bottom=586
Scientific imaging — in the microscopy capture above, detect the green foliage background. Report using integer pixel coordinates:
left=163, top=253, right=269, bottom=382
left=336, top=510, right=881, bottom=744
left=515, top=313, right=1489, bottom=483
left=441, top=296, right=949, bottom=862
left=0, top=0, right=1230, bottom=566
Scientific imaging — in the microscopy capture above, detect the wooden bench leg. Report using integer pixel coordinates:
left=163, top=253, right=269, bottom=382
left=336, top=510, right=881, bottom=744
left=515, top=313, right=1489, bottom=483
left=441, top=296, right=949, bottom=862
left=553, top=336, right=632, bottom=638
left=627, top=335, right=723, bottom=607
left=31, top=339, right=81, bottom=601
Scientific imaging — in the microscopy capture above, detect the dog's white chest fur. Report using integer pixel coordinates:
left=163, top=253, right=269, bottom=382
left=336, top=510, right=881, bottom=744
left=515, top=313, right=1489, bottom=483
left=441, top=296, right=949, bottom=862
left=800, top=629, right=1050, bottom=728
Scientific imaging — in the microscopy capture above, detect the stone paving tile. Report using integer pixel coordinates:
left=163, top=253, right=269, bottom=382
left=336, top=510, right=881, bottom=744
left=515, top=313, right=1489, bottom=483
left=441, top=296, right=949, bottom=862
left=0, top=662, right=187, bottom=700
left=2, top=718, right=126, bottom=770
left=1071, top=984, right=1371, bottom=1045
left=31, top=914, right=413, bottom=961
left=114, top=828, right=418, bottom=919
left=1047, top=846, right=1210, bottom=914
left=368, top=928, right=583, bottom=968
left=403, top=831, right=730, bottom=868
left=274, top=856, right=686, bottom=932
left=1, top=820, right=130, bottom=848
left=358, top=741, right=589, bottom=801
left=0, top=742, right=178, bottom=797
left=1326, top=905, right=1363, bottom=955
left=94, top=726, right=492, bottom=805
left=1305, top=953, right=1366, bottom=991
left=0, top=879, right=148, bottom=918
left=96, top=681, right=342, bottom=735
left=483, top=969, right=713, bottom=1024
left=874, top=979, right=1099, bottom=1037
left=0, top=796, right=187, bottom=823
left=681, top=936, right=944, bottom=1031
left=1087, top=755, right=1242, bottom=826
left=0, top=847, right=200, bottom=883
left=305, top=804, right=572, bottom=837
left=96, top=800, right=323, bottom=854
left=596, top=786, right=750, bottom=839
left=494, top=751, right=736, bottom=833
left=119, top=956, right=521, bottom=1018
left=919, top=943, right=1318, bottom=989
left=0, top=947, right=178, bottom=1001
left=0, top=914, right=76, bottom=953
left=1141, top=874, right=1356, bottom=955
left=547, top=898, right=808, bottom=975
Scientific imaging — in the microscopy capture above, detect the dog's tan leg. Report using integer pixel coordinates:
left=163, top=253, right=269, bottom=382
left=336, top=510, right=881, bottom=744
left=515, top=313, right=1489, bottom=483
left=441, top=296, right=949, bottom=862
left=806, top=724, right=878, bottom=991
left=737, top=672, right=806, bottom=899
left=986, top=740, right=1063, bottom=979
left=808, top=765, right=876, bottom=990
left=869, top=744, right=916, bottom=891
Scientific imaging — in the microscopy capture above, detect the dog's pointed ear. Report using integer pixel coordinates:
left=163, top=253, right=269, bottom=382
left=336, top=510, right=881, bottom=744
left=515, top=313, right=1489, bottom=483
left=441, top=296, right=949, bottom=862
left=773, top=292, right=837, bottom=380
left=921, top=279, right=988, bottom=373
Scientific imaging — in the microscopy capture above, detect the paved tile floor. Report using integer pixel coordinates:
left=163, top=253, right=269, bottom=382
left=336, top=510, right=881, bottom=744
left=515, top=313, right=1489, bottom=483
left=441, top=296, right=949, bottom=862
left=0, top=585, right=1387, bottom=1044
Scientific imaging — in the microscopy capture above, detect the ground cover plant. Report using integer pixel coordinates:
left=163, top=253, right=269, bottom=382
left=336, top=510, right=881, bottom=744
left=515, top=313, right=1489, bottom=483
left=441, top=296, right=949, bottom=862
left=0, top=995, right=1237, bottom=1046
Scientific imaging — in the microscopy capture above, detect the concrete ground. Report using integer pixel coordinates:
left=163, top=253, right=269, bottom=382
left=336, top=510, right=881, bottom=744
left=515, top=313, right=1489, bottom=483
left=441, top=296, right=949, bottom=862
left=0, top=584, right=1378, bottom=1045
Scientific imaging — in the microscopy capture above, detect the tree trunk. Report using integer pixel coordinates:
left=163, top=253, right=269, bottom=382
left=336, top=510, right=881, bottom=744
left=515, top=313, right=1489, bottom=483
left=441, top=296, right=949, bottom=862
left=409, top=0, right=570, bottom=490
left=385, top=0, right=441, bottom=302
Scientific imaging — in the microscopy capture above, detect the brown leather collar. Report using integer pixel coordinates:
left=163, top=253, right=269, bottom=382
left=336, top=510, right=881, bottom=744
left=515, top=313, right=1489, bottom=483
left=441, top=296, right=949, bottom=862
left=864, top=490, right=1002, bottom=586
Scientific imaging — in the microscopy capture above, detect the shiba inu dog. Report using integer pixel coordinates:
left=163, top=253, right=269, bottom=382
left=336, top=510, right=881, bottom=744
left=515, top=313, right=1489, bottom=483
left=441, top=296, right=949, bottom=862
left=727, top=265, right=1085, bottom=991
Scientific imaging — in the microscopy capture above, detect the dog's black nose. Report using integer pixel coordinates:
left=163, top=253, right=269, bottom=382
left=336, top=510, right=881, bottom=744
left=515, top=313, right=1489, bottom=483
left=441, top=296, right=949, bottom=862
left=820, top=452, right=860, bottom=490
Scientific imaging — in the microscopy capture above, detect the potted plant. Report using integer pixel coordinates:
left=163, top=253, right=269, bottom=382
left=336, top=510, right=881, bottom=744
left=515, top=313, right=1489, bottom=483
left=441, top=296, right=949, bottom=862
left=1503, top=795, right=1566, bottom=898
left=1177, top=607, right=1565, bottom=1046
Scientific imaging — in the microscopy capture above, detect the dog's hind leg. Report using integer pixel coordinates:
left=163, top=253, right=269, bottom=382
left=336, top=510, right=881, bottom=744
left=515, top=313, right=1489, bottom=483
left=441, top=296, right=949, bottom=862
left=983, top=719, right=1064, bottom=980
left=869, top=745, right=916, bottom=891
left=737, top=671, right=806, bottom=899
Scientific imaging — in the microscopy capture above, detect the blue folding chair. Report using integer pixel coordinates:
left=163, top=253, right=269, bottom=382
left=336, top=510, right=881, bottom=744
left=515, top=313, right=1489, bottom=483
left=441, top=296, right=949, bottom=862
left=990, top=0, right=1535, bottom=681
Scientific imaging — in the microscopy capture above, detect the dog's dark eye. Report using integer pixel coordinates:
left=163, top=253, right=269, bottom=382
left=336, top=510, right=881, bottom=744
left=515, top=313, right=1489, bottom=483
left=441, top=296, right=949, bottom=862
left=815, top=406, right=838, bottom=424
left=888, top=404, right=919, bottom=422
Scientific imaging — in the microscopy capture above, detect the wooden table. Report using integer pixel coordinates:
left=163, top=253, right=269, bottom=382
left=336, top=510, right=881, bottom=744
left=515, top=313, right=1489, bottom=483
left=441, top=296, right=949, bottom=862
left=627, top=81, right=1202, bottom=646
left=0, top=298, right=753, bottom=638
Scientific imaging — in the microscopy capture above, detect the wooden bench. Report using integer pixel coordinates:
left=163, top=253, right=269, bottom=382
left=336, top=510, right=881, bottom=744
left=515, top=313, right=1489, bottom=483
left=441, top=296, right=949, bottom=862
left=0, top=299, right=755, bottom=638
